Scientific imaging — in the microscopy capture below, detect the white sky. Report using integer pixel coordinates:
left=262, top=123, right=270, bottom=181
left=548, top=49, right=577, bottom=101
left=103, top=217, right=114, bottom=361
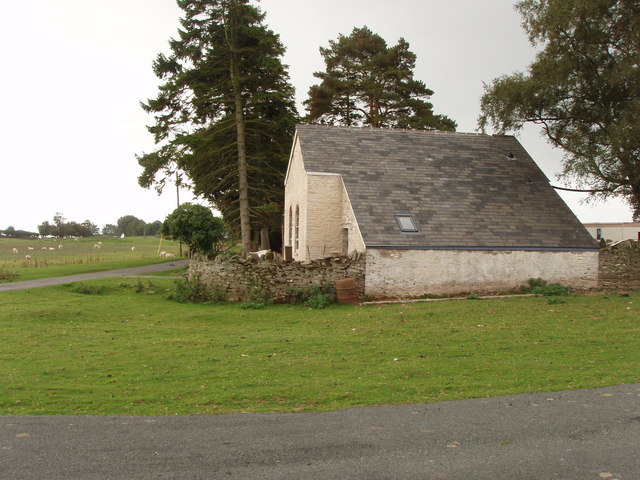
left=0, top=0, right=633, bottom=233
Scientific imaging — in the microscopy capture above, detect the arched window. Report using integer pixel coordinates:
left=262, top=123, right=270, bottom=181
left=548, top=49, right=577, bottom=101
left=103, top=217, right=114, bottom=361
left=294, top=205, right=300, bottom=251
left=288, top=206, right=293, bottom=245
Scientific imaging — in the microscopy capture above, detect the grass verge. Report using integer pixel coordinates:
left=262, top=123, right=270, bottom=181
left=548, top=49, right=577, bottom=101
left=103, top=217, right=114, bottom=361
left=0, top=280, right=638, bottom=415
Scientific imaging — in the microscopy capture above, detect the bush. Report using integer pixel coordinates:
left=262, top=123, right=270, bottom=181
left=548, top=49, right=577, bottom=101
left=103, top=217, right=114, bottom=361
left=0, top=268, right=19, bottom=282
left=526, top=278, right=570, bottom=297
left=166, top=278, right=224, bottom=304
left=306, top=286, right=334, bottom=309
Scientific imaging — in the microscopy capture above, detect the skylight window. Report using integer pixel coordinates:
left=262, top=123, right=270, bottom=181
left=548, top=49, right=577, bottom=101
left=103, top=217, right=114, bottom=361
left=395, top=214, right=419, bottom=233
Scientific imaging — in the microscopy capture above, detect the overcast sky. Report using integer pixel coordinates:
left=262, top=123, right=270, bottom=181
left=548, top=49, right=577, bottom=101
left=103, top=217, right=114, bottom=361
left=0, top=0, right=632, bottom=233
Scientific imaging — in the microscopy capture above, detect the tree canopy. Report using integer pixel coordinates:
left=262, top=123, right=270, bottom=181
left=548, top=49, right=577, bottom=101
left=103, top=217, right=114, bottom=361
left=304, top=26, right=456, bottom=130
left=137, top=0, right=297, bottom=255
left=37, top=214, right=99, bottom=238
left=479, top=0, right=640, bottom=219
left=162, top=203, right=226, bottom=256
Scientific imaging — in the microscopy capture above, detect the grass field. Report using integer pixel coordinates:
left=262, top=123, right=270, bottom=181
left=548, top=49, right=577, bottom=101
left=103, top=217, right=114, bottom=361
left=0, top=236, right=184, bottom=282
left=1, top=278, right=638, bottom=415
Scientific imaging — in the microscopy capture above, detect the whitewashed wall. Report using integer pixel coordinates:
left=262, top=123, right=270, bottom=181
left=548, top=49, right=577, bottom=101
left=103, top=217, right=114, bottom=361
left=365, top=248, right=599, bottom=297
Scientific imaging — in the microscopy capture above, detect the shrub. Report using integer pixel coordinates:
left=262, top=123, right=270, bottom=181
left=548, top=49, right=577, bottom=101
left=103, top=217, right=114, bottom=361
left=166, top=277, right=224, bottom=304
left=526, top=278, right=570, bottom=297
left=0, top=268, right=19, bottom=282
left=306, top=286, right=334, bottom=309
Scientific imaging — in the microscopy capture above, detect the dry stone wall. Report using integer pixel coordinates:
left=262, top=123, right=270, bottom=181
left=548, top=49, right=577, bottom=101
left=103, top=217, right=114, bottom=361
left=599, top=240, right=640, bottom=291
left=189, top=252, right=366, bottom=303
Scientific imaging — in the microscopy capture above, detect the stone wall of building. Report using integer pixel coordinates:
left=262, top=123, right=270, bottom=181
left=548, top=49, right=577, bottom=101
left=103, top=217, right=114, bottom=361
left=188, top=253, right=366, bottom=303
left=599, top=240, right=640, bottom=291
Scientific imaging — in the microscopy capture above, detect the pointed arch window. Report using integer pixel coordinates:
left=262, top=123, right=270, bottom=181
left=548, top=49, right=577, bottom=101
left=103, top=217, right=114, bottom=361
left=294, top=205, right=300, bottom=251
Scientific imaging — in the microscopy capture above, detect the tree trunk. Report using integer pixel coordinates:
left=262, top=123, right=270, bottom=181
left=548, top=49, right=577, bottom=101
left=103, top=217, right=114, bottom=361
left=227, top=4, right=252, bottom=259
left=260, top=227, right=270, bottom=250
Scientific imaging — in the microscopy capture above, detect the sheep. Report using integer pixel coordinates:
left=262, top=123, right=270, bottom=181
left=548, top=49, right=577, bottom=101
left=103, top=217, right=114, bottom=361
left=164, top=253, right=175, bottom=258
left=93, top=244, right=101, bottom=249
left=27, top=246, right=34, bottom=251
left=48, top=247, right=55, bottom=251
left=131, top=246, right=135, bottom=252
left=25, top=255, right=32, bottom=260
left=41, top=247, right=48, bottom=250
left=159, top=251, right=167, bottom=257
left=58, top=245, right=63, bottom=249
left=12, top=248, right=18, bottom=254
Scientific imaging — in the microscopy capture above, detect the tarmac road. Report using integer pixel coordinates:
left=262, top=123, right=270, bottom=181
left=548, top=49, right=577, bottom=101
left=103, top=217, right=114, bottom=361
left=0, top=259, right=189, bottom=292
left=1, top=384, right=639, bottom=480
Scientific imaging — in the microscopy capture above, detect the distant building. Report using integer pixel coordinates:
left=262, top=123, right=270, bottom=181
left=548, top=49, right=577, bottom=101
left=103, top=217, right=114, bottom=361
left=583, top=222, right=640, bottom=243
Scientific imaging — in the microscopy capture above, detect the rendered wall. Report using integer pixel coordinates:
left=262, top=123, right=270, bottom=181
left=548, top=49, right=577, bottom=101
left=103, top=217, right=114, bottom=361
left=584, top=223, right=640, bottom=242
left=365, top=248, right=599, bottom=298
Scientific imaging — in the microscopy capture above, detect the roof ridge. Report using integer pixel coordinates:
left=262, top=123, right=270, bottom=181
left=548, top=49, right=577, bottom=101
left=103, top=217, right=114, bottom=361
left=296, top=123, right=489, bottom=137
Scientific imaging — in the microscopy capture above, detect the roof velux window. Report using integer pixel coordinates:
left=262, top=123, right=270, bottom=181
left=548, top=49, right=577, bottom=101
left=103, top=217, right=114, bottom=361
left=395, top=214, right=419, bottom=233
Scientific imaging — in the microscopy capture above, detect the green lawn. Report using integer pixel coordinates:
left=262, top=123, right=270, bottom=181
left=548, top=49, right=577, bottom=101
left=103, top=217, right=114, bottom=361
left=1, top=279, right=638, bottom=415
left=0, top=236, right=184, bottom=282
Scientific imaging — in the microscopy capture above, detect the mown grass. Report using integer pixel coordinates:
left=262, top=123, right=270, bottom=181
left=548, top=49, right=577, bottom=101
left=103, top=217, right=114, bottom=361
left=0, top=236, right=183, bottom=282
left=0, top=279, right=638, bottom=415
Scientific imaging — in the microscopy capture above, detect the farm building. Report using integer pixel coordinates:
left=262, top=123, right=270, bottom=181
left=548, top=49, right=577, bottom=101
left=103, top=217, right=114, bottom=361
left=583, top=222, right=640, bottom=243
left=283, top=124, right=599, bottom=298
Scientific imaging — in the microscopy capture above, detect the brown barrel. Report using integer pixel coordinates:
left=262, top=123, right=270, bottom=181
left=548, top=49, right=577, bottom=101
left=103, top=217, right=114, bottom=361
left=336, top=277, right=358, bottom=305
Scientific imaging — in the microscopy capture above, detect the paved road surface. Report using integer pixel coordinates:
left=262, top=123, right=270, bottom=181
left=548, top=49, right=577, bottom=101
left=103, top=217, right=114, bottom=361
left=1, top=384, right=639, bottom=479
left=0, top=259, right=189, bottom=292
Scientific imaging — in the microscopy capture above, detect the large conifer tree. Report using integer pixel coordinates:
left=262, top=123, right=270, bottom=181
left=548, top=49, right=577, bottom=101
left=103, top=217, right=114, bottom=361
left=305, top=26, right=455, bottom=131
left=137, top=0, right=297, bottom=255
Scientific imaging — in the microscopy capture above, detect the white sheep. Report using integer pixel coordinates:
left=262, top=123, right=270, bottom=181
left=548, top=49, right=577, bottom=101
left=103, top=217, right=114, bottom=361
left=12, top=248, right=18, bottom=254
left=27, top=246, right=34, bottom=251
left=93, top=244, right=101, bottom=249
left=58, top=244, right=63, bottom=249
left=48, top=247, right=55, bottom=251
left=25, top=255, right=32, bottom=260
left=159, top=251, right=167, bottom=257
left=41, top=247, right=48, bottom=250
left=131, top=246, right=135, bottom=252
left=164, top=252, right=175, bottom=258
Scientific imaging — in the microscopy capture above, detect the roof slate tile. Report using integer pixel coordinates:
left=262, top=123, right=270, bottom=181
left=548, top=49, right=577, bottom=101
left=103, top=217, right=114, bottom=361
left=295, top=124, right=598, bottom=249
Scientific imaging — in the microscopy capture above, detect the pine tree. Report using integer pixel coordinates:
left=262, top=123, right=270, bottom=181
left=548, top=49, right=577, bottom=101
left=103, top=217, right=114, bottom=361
left=137, top=0, right=297, bottom=256
left=305, top=26, right=455, bottom=130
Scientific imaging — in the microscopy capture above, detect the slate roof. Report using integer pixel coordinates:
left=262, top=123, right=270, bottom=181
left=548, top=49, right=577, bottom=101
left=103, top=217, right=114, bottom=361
left=295, top=124, right=598, bottom=250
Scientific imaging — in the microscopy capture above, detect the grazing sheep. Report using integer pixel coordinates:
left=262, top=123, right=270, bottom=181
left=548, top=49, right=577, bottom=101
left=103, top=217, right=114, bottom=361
left=58, top=245, right=63, bottom=249
left=27, top=246, right=34, bottom=251
left=12, top=248, right=18, bottom=254
left=93, top=244, right=101, bottom=249
left=25, top=255, right=31, bottom=260
left=131, top=246, right=135, bottom=252
left=41, top=247, right=48, bottom=250
left=159, top=251, right=166, bottom=257
left=48, top=247, right=55, bottom=251
left=164, top=252, right=175, bottom=258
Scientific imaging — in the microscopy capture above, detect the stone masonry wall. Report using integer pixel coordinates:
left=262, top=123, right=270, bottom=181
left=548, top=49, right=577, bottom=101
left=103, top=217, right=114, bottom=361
left=189, top=252, right=366, bottom=303
left=599, top=240, right=640, bottom=291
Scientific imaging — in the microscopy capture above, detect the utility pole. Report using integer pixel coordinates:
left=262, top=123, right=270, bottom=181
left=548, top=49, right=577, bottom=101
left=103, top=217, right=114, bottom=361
left=176, top=171, right=183, bottom=257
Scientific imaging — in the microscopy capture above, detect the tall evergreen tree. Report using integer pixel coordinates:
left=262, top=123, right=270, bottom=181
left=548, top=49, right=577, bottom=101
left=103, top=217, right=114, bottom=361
left=305, top=26, right=456, bottom=130
left=137, top=0, right=297, bottom=256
